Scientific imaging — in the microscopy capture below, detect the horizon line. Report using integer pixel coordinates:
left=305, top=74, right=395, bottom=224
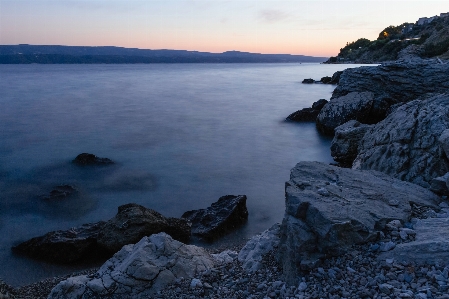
left=0, top=44, right=328, bottom=58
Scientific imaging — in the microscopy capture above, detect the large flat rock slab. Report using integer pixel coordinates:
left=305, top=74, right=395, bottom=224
left=278, top=161, right=441, bottom=283
left=378, top=217, right=449, bottom=265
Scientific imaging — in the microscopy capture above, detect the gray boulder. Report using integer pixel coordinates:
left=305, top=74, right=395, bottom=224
left=181, top=195, right=248, bottom=241
left=430, top=172, right=449, bottom=195
left=317, top=61, right=449, bottom=135
left=353, top=93, right=449, bottom=188
left=97, top=203, right=191, bottom=253
left=278, top=161, right=441, bottom=283
left=330, top=120, right=372, bottom=167
left=316, top=92, right=375, bottom=135
left=48, top=233, right=217, bottom=299
left=378, top=217, right=449, bottom=266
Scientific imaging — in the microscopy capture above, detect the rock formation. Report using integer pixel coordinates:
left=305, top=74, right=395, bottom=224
left=286, top=99, right=328, bottom=122
left=181, top=195, right=248, bottom=241
left=12, top=203, right=190, bottom=263
left=48, top=233, right=217, bottom=299
left=97, top=203, right=191, bottom=252
left=316, top=92, right=375, bottom=135
left=330, top=120, right=372, bottom=167
left=353, top=92, right=449, bottom=188
left=316, top=61, right=449, bottom=134
left=277, top=161, right=441, bottom=283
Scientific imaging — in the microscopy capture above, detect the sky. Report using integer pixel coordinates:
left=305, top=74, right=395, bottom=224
left=0, top=0, right=448, bottom=57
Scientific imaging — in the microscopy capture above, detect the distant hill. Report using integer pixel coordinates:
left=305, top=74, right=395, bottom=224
left=326, top=13, right=449, bottom=63
left=0, top=45, right=326, bottom=64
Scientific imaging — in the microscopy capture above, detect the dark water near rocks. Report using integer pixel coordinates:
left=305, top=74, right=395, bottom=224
left=0, top=63, right=364, bottom=286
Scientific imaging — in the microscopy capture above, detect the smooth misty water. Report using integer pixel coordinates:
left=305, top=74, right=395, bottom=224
left=0, top=63, right=364, bottom=286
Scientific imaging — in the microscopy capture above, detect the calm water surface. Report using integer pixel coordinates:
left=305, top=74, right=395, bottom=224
left=0, top=63, right=364, bottom=286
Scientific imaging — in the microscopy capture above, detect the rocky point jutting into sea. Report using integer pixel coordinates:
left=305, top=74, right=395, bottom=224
left=3, top=53, right=449, bottom=298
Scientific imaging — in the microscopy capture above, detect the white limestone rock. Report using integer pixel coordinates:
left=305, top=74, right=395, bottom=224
left=238, top=223, right=281, bottom=272
left=48, top=233, right=216, bottom=299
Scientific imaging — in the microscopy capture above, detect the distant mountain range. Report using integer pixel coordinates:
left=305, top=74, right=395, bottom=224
left=0, top=45, right=326, bottom=64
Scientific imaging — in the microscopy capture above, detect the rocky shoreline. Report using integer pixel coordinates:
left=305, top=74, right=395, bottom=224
left=3, top=56, right=449, bottom=298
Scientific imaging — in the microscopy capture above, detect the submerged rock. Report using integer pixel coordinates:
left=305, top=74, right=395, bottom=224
left=302, top=78, right=315, bottom=84
left=42, top=185, right=78, bottom=200
left=48, top=233, right=217, bottom=299
left=181, top=195, right=248, bottom=241
left=277, top=161, right=440, bottom=283
left=12, top=222, right=106, bottom=264
left=353, top=93, right=449, bottom=188
left=72, top=153, right=114, bottom=166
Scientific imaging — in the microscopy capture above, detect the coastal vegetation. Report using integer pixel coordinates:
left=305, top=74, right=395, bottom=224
left=328, top=14, right=449, bottom=63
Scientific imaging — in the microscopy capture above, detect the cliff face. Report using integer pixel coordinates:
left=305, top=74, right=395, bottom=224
left=327, top=14, right=449, bottom=63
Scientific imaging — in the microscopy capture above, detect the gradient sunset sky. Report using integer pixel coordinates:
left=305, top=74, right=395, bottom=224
left=1, top=0, right=448, bottom=57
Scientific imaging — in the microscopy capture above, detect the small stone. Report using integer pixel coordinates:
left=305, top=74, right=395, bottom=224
left=388, top=199, right=400, bottom=206
left=190, top=278, right=203, bottom=289
left=317, top=188, right=330, bottom=196
left=298, top=282, right=307, bottom=291
left=379, top=283, right=394, bottom=295
left=379, top=241, right=396, bottom=252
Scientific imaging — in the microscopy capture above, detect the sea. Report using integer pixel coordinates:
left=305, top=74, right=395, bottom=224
left=0, top=63, right=367, bottom=286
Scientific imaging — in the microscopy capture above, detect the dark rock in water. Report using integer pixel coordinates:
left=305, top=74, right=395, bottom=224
left=302, top=78, right=315, bottom=84
left=320, top=76, right=332, bottom=84
left=12, top=203, right=190, bottom=263
left=73, top=153, right=114, bottom=166
left=97, top=203, right=191, bottom=253
left=286, top=99, right=328, bottom=122
left=12, top=222, right=107, bottom=264
left=277, top=161, right=441, bottom=284
left=329, top=71, right=343, bottom=84
left=42, top=185, right=78, bottom=200
left=353, top=93, right=449, bottom=188
left=330, top=120, right=372, bottom=167
left=182, top=195, right=248, bottom=241
left=311, top=99, right=328, bottom=110
left=286, top=108, right=319, bottom=122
